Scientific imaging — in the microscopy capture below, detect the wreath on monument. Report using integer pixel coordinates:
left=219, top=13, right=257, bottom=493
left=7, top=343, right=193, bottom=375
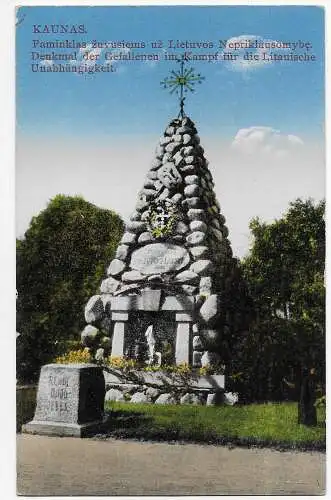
left=146, top=199, right=179, bottom=238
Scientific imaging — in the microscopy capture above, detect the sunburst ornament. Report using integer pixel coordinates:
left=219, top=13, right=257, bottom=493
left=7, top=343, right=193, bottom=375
left=161, top=56, right=205, bottom=117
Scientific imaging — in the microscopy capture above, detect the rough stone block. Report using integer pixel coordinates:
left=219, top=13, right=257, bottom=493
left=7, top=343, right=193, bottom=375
left=174, top=270, right=199, bottom=284
left=184, top=184, right=200, bottom=197
left=185, top=174, right=199, bottom=185
left=190, top=220, right=207, bottom=232
left=186, top=231, right=206, bottom=246
left=172, top=234, right=184, bottom=242
left=126, top=220, right=148, bottom=233
left=100, top=277, right=120, bottom=294
left=159, top=135, right=172, bottom=146
left=183, top=145, right=194, bottom=156
left=136, top=199, right=148, bottom=211
left=155, top=144, right=165, bottom=158
left=165, top=126, right=175, bottom=136
left=157, top=187, right=170, bottom=201
left=224, top=392, right=239, bottom=406
left=187, top=208, right=205, bottom=221
left=151, top=158, right=162, bottom=169
left=184, top=155, right=195, bottom=164
left=122, top=270, right=145, bottom=282
left=171, top=193, right=183, bottom=204
left=158, top=162, right=182, bottom=188
left=177, top=126, right=191, bottom=134
left=199, top=294, right=219, bottom=324
left=107, top=259, right=126, bottom=277
left=105, top=388, right=125, bottom=402
left=85, top=295, right=104, bottom=324
left=181, top=284, right=197, bottom=295
left=199, top=276, right=213, bottom=295
left=138, top=231, right=154, bottom=244
left=190, top=246, right=209, bottom=259
left=121, top=232, right=136, bottom=245
left=201, top=177, right=208, bottom=189
left=190, top=259, right=212, bottom=276
left=147, top=170, right=158, bottom=180
left=211, top=218, right=221, bottom=229
left=173, top=151, right=184, bottom=166
left=130, top=392, right=151, bottom=404
left=155, top=393, right=176, bottom=405
left=180, top=393, right=202, bottom=405
left=201, top=328, right=219, bottom=344
left=182, top=133, right=192, bottom=145
left=181, top=164, right=196, bottom=174
left=175, top=221, right=189, bottom=234
left=165, top=142, right=179, bottom=154
left=206, top=392, right=223, bottom=406
left=211, top=227, right=224, bottom=242
left=129, top=211, right=141, bottom=221
left=81, top=325, right=100, bottom=347
left=222, top=225, right=229, bottom=237
left=145, top=387, right=161, bottom=400
left=143, top=178, right=156, bottom=189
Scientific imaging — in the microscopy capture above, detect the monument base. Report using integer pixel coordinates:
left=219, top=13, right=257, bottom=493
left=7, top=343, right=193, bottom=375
left=104, top=369, right=225, bottom=405
left=22, top=419, right=104, bottom=438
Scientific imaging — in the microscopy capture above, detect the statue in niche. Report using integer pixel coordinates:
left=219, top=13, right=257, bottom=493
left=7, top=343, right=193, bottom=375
left=157, top=162, right=182, bottom=189
left=144, top=324, right=161, bottom=367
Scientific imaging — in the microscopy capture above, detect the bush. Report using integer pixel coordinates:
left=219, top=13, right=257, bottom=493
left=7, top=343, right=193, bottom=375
left=55, top=348, right=92, bottom=364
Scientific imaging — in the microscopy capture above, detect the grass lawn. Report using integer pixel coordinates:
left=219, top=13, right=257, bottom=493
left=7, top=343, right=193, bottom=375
left=17, top=386, right=325, bottom=449
left=104, top=401, right=325, bottom=449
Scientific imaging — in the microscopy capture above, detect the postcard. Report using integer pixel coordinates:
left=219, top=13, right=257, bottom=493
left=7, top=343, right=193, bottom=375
left=15, top=4, right=325, bottom=496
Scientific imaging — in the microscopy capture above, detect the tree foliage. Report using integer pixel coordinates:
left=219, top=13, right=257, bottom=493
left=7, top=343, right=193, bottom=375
left=16, top=195, right=124, bottom=382
left=229, top=199, right=325, bottom=401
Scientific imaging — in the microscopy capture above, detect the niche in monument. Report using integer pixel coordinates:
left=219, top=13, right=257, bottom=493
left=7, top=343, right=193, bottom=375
left=125, top=311, right=176, bottom=366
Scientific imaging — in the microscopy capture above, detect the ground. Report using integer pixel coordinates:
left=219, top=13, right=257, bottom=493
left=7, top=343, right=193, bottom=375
left=17, top=434, right=325, bottom=496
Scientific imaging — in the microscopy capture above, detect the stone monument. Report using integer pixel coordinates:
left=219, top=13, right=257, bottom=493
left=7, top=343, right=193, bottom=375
left=82, top=60, right=233, bottom=377
left=23, top=363, right=105, bottom=437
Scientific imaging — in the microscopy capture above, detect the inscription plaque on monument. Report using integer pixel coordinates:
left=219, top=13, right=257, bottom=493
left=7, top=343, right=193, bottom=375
left=23, top=363, right=105, bottom=437
left=130, top=243, right=190, bottom=275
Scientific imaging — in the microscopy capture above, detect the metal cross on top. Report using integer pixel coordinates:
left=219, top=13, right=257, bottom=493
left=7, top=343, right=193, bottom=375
left=161, top=55, right=205, bottom=118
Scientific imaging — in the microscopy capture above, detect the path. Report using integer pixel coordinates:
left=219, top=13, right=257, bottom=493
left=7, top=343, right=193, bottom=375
left=17, top=434, right=325, bottom=496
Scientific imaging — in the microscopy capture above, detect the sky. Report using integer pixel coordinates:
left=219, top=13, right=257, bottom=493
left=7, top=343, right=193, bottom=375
left=16, top=5, right=325, bottom=257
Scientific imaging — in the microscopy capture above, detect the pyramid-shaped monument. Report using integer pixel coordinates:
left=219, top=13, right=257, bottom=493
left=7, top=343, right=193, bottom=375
left=84, top=114, right=233, bottom=368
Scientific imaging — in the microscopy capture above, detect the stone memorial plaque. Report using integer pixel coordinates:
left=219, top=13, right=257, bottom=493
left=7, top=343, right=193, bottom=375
left=23, top=363, right=105, bottom=437
left=130, top=243, right=190, bottom=275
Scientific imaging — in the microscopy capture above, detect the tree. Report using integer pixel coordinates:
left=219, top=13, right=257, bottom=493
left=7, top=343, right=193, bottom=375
left=230, top=198, right=325, bottom=401
left=243, top=198, right=325, bottom=323
left=16, top=195, right=124, bottom=382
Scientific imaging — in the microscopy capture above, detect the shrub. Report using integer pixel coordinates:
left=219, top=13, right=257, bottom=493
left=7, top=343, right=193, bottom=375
left=55, top=348, right=92, bottom=364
